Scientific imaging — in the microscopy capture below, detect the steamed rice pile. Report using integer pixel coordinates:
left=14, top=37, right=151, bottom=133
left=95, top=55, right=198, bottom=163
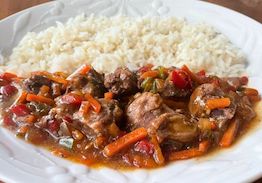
left=1, top=14, right=246, bottom=76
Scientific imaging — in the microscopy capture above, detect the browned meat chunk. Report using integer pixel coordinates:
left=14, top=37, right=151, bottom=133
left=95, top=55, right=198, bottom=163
left=27, top=101, right=52, bottom=116
left=37, top=96, right=123, bottom=142
left=223, top=77, right=242, bottom=90
left=104, top=67, right=138, bottom=96
left=76, top=99, right=123, bottom=137
left=23, top=74, right=65, bottom=98
left=24, top=75, right=51, bottom=94
left=189, top=83, right=236, bottom=128
left=126, top=92, right=198, bottom=143
left=160, top=79, right=192, bottom=98
left=236, top=95, right=256, bottom=122
left=25, top=126, right=49, bottom=144
left=68, top=69, right=106, bottom=98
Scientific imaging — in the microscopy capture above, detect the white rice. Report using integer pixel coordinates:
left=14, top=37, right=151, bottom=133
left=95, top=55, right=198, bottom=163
left=1, top=14, right=246, bottom=76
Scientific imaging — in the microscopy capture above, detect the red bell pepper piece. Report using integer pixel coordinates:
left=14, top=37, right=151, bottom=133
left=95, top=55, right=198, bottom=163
left=3, top=115, right=16, bottom=126
left=134, top=139, right=154, bottom=155
left=0, top=84, right=17, bottom=97
left=171, top=70, right=191, bottom=89
left=0, top=72, right=17, bottom=81
left=60, top=93, right=83, bottom=106
left=48, top=119, right=60, bottom=132
left=11, top=104, right=30, bottom=116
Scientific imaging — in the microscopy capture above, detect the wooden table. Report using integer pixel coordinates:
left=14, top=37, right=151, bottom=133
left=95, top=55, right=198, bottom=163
left=0, top=0, right=262, bottom=183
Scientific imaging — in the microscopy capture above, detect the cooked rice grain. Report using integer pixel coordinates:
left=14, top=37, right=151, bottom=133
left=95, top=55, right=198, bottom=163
left=1, top=15, right=246, bottom=76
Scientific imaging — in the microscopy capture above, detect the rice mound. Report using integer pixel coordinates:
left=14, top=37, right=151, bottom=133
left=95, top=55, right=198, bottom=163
left=1, top=14, right=246, bottom=76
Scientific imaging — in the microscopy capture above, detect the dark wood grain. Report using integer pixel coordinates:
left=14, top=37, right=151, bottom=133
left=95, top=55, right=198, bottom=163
left=0, top=0, right=50, bottom=20
left=206, top=0, right=262, bottom=23
left=0, top=0, right=261, bottom=183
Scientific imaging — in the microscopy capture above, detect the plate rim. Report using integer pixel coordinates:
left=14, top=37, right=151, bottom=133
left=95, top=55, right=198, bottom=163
left=0, top=0, right=262, bottom=183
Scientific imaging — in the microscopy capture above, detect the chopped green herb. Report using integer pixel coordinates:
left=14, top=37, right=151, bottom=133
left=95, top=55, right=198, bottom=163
left=141, top=77, right=153, bottom=92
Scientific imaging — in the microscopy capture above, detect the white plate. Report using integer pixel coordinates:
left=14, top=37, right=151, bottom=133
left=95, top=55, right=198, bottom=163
left=0, top=0, right=262, bottom=183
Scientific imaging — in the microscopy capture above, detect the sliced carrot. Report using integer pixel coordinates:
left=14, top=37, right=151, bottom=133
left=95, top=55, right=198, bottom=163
left=50, top=75, right=68, bottom=85
left=104, top=92, right=114, bottom=100
left=104, top=128, right=148, bottom=157
left=206, top=97, right=231, bottom=110
left=17, top=91, right=28, bottom=104
left=85, top=93, right=101, bottom=113
left=168, top=148, right=203, bottom=161
left=80, top=64, right=91, bottom=75
left=181, top=65, right=203, bottom=84
left=151, top=135, right=165, bottom=165
left=32, top=71, right=68, bottom=85
left=219, top=119, right=239, bottom=147
left=79, top=101, right=91, bottom=115
left=26, top=93, right=54, bottom=105
left=140, top=70, right=159, bottom=79
left=199, top=140, right=210, bottom=153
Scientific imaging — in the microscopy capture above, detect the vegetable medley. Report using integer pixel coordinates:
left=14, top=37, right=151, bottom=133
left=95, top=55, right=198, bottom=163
left=0, top=64, right=260, bottom=168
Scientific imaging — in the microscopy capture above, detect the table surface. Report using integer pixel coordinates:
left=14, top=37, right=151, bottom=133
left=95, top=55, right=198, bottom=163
left=0, top=0, right=262, bottom=183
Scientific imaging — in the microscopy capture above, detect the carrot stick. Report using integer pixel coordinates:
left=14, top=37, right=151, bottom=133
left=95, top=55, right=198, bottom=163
left=140, top=71, right=159, bottom=79
left=66, top=64, right=92, bottom=80
left=80, top=65, right=91, bottom=75
left=85, top=93, right=101, bottom=113
left=79, top=101, right=90, bottom=115
left=151, top=135, right=165, bottom=165
left=206, top=97, right=231, bottom=110
left=104, top=92, right=114, bottom=100
left=219, top=119, right=239, bottom=147
left=169, top=140, right=211, bottom=161
left=32, top=71, right=68, bottom=85
left=17, top=91, right=28, bottom=104
left=181, top=65, right=203, bottom=84
left=26, top=94, right=54, bottom=105
left=199, top=140, right=210, bottom=153
left=104, top=128, right=148, bottom=157
left=168, top=148, right=203, bottom=161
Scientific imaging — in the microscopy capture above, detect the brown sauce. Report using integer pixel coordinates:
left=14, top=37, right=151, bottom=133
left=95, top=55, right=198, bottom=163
left=0, top=66, right=261, bottom=170
left=195, top=101, right=262, bottom=162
